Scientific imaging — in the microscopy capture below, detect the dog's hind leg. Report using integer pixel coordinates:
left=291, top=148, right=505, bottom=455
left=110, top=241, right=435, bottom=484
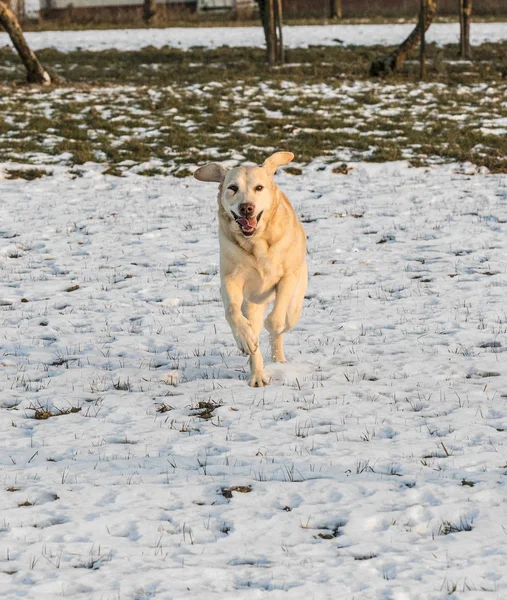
left=266, top=263, right=307, bottom=363
left=284, top=261, right=308, bottom=333
left=245, top=301, right=270, bottom=387
left=265, top=276, right=295, bottom=363
left=269, top=332, right=287, bottom=364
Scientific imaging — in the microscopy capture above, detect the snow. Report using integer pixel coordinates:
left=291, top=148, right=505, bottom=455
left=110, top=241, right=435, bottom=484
left=1, top=22, right=507, bottom=52
left=1, top=159, right=507, bottom=599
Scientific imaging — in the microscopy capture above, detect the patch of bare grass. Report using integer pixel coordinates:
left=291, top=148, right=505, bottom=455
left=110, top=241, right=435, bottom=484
left=5, top=168, right=50, bottom=180
left=0, top=43, right=505, bottom=172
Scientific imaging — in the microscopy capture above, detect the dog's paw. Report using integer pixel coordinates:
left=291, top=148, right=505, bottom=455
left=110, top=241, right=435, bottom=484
left=249, top=371, right=271, bottom=387
left=234, top=317, right=259, bottom=355
left=272, top=353, right=287, bottom=364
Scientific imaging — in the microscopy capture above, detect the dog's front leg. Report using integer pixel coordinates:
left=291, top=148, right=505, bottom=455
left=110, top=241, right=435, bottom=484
left=265, top=274, right=297, bottom=363
left=222, top=280, right=269, bottom=386
left=245, top=302, right=270, bottom=387
left=222, top=278, right=259, bottom=356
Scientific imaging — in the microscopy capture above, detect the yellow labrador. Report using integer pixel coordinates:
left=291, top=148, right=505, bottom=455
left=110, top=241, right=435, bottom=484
left=194, top=152, right=307, bottom=387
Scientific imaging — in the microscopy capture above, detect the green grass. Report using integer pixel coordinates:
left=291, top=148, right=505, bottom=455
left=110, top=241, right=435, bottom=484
left=0, top=43, right=506, bottom=173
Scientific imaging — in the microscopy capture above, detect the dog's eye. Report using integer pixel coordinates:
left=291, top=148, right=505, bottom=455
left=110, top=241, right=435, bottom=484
left=228, top=185, right=238, bottom=193
left=255, top=185, right=264, bottom=192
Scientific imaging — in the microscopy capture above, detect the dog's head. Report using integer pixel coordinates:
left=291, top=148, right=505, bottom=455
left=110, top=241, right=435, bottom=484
left=193, top=152, right=294, bottom=238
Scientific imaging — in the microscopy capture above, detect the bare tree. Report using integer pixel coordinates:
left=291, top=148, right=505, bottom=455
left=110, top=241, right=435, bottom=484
left=0, top=1, right=50, bottom=84
left=370, top=0, right=438, bottom=77
left=330, top=0, right=342, bottom=19
left=143, top=0, right=157, bottom=24
left=459, top=0, right=472, bottom=59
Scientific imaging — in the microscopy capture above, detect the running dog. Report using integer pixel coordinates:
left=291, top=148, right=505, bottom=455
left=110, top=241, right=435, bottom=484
left=194, top=152, right=307, bottom=386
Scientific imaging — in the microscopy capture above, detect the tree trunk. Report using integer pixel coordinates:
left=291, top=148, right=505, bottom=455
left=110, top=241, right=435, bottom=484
left=256, top=0, right=270, bottom=62
left=370, top=0, right=438, bottom=77
left=330, top=0, right=342, bottom=19
left=256, top=0, right=268, bottom=40
left=266, top=0, right=276, bottom=65
left=258, top=0, right=283, bottom=65
left=256, top=0, right=283, bottom=65
left=143, top=0, right=157, bottom=25
left=274, top=0, right=284, bottom=64
left=420, top=0, right=426, bottom=80
left=459, top=0, right=472, bottom=59
left=0, top=1, right=50, bottom=85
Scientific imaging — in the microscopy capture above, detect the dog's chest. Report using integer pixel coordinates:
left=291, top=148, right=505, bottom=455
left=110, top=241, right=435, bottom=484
left=242, top=251, right=283, bottom=300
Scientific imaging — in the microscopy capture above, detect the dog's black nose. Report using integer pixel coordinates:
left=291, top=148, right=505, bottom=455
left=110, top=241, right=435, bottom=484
left=239, top=203, right=255, bottom=216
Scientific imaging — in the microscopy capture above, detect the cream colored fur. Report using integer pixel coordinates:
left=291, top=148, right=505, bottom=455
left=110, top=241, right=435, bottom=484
left=194, top=152, right=307, bottom=386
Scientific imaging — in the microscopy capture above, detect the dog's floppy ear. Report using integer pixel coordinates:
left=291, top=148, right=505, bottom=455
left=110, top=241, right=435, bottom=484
left=193, top=163, right=228, bottom=183
left=262, top=152, right=294, bottom=175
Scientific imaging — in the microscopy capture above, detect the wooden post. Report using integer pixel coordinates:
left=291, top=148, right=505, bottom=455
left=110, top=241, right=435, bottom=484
left=274, top=0, right=284, bottom=65
left=420, top=0, right=426, bottom=81
left=330, top=0, right=342, bottom=19
left=0, top=1, right=50, bottom=85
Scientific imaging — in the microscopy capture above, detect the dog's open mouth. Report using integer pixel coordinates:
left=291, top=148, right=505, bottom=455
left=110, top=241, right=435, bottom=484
left=231, top=211, right=263, bottom=237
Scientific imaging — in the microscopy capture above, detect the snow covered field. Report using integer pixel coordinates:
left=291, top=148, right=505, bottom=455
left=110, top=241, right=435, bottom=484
left=1, top=159, right=507, bottom=599
left=1, top=22, right=507, bottom=53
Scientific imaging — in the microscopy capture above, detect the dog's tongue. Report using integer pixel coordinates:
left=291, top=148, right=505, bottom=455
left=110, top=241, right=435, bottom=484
left=237, top=216, right=257, bottom=229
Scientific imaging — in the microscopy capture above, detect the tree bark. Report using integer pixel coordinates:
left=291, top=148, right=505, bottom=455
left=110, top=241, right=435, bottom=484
left=0, top=1, right=50, bottom=85
left=420, top=0, right=426, bottom=80
left=258, top=0, right=283, bottom=65
left=370, top=0, right=438, bottom=77
left=330, top=0, right=342, bottom=19
left=266, top=0, right=276, bottom=65
left=143, top=0, right=157, bottom=25
left=459, top=0, right=472, bottom=59
left=256, top=0, right=268, bottom=41
left=274, top=0, right=284, bottom=64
